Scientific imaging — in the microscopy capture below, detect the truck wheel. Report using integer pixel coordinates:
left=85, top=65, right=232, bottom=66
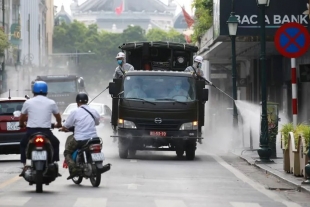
left=128, top=149, right=136, bottom=157
left=185, top=142, right=196, bottom=160
left=118, top=140, right=128, bottom=159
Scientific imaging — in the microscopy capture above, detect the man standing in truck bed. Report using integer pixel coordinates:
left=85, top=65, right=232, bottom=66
left=113, top=52, right=134, bottom=79
left=184, top=56, right=204, bottom=78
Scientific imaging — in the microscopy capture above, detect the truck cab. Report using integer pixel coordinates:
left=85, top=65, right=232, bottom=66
left=33, top=75, right=87, bottom=112
left=108, top=41, right=208, bottom=160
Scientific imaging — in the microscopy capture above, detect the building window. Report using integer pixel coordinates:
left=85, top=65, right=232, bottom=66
left=12, top=2, right=19, bottom=24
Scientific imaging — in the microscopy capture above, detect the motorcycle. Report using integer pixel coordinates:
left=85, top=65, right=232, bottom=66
left=60, top=127, right=111, bottom=187
left=21, top=123, right=61, bottom=193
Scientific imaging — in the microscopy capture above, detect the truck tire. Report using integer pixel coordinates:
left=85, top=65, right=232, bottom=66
left=118, top=139, right=128, bottom=159
left=185, top=141, right=196, bottom=160
left=128, top=149, right=136, bottom=157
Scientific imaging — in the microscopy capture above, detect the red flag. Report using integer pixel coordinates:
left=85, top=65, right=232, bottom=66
left=181, top=6, right=194, bottom=28
left=115, top=1, right=124, bottom=15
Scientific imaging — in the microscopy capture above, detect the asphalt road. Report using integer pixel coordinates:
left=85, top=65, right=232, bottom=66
left=1, top=126, right=310, bottom=207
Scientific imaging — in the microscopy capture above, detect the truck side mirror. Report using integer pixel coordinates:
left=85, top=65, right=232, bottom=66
left=201, top=88, right=209, bottom=102
left=109, top=82, right=116, bottom=95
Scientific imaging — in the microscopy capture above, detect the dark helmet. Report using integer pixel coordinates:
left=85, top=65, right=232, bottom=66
left=76, top=92, right=88, bottom=103
left=33, top=81, right=48, bottom=95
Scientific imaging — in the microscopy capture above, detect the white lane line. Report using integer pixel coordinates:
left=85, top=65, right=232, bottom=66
left=230, top=202, right=261, bottom=207
left=0, top=197, right=31, bottom=206
left=73, top=198, right=107, bottom=207
left=130, top=159, right=137, bottom=162
left=155, top=199, right=187, bottom=207
left=209, top=153, right=302, bottom=207
left=128, top=183, right=138, bottom=189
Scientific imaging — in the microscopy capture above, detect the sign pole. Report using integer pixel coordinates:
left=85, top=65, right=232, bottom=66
left=291, top=58, right=297, bottom=127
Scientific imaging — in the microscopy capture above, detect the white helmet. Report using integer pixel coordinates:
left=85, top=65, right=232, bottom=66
left=194, top=56, right=203, bottom=63
left=116, top=52, right=125, bottom=59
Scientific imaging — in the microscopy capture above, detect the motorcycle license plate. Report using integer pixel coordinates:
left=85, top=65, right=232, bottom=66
left=91, top=153, right=104, bottom=161
left=32, top=151, right=47, bottom=161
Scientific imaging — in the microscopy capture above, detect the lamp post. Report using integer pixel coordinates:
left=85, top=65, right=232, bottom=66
left=227, top=8, right=239, bottom=128
left=256, top=0, right=272, bottom=162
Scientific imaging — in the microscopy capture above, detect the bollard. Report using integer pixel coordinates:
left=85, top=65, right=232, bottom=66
left=302, top=144, right=310, bottom=184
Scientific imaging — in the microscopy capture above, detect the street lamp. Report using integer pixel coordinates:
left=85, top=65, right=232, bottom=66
left=256, top=0, right=272, bottom=162
left=227, top=11, right=239, bottom=128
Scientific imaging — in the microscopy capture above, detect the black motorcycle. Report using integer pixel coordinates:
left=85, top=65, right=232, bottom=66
left=22, top=124, right=61, bottom=193
left=60, top=127, right=111, bottom=187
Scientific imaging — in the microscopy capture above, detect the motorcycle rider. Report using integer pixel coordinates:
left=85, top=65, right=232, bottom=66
left=61, top=92, right=100, bottom=180
left=184, top=56, right=204, bottom=78
left=113, top=52, right=134, bottom=79
left=19, top=81, right=62, bottom=176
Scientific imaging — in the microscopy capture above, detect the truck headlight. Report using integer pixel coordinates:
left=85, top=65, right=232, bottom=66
left=179, top=121, right=198, bottom=130
left=118, top=119, right=136, bottom=129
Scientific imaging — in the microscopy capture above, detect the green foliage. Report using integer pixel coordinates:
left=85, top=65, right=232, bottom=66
left=280, top=123, right=294, bottom=149
left=53, top=22, right=186, bottom=85
left=0, top=29, right=10, bottom=54
left=146, top=28, right=186, bottom=43
left=191, top=0, right=213, bottom=43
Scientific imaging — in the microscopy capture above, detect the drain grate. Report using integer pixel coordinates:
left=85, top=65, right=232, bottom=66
left=267, top=187, right=296, bottom=191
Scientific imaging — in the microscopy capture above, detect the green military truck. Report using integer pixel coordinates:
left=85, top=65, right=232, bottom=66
left=33, top=75, right=87, bottom=112
left=108, top=41, right=208, bottom=160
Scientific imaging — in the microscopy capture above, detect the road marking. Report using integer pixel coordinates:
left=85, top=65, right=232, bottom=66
left=155, top=199, right=187, bottom=207
left=73, top=198, right=107, bottom=207
left=209, top=153, right=302, bottom=207
left=230, top=202, right=261, bottom=207
left=0, top=175, right=21, bottom=189
left=130, top=159, right=137, bottom=162
left=0, top=197, right=31, bottom=206
left=127, top=183, right=138, bottom=189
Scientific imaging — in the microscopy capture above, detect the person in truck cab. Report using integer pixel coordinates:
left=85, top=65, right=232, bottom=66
left=113, top=52, right=134, bottom=79
left=184, top=56, right=204, bottom=78
left=169, top=80, right=188, bottom=98
left=61, top=92, right=101, bottom=180
left=19, top=81, right=62, bottom=176
left=126, top=82, right=147, bottom=99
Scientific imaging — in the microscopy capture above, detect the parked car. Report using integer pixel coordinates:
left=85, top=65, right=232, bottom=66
left=62, top=103, right=112, bottom=128
left=0, top=97, right=27, bottom=155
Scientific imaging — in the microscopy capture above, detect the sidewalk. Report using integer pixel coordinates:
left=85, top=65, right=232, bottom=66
left=231, top=148, right=310, bottom=193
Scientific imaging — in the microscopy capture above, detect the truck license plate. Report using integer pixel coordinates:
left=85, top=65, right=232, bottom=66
left=150, top=131, right=167, bottom=137
left=7, top=122, right=20, bottom=131
left=91, top=153, right=105, bottom=161
left=32, top=151, right=47, bottom=161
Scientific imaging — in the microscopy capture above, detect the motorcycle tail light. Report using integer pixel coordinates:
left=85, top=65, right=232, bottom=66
left=34, top=135, right=45, bottom=148
left=89, top=144, right=102, bottom=153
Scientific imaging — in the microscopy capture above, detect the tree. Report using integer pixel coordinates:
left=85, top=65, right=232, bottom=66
left=192, top=0, right=213, bottom=43
left=146, top=28, right=186, bottom=43
left=0, top=29, right=10, bottom=54
left=53, top=23, right=186, bottom=86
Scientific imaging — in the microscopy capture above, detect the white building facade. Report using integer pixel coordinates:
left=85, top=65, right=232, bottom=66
left=20, top=0, right=47, bottom=67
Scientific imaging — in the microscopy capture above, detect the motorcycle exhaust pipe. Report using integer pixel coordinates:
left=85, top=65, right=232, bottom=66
left=98, top=163, right=111, bottom=174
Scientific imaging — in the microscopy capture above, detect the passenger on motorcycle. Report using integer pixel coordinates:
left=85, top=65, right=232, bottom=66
left=61, top=92, right=100, bottom=180
left=19, top=81, right=62, bottom=176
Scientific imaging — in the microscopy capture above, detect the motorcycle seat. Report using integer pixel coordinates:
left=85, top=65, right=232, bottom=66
left=81, top=137, right=102, bottom=148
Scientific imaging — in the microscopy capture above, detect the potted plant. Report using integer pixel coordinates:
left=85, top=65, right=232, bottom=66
left=298, top=125, right=310, bottom=178
left=280, top=123, right=293, bottom=172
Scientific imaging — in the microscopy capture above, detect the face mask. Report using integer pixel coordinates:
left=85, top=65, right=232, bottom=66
left=197, top=63, right=202, bottom=69
left=117, top=60, right=123, bottom=65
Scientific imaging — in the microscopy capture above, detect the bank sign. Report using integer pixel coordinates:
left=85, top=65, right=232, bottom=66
left=214, top=0, right=310, bottom=37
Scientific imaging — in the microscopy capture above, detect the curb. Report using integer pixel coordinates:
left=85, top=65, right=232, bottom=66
left=230, top=151, right=310, bottom=194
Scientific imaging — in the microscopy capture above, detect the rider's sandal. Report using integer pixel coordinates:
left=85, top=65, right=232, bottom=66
left=19, top=166, right=30, bottom=177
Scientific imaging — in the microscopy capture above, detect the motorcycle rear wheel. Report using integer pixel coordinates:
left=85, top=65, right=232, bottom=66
left=90, top=170, right=101, bottom=187
left=36, top=170, right=43, bottom=193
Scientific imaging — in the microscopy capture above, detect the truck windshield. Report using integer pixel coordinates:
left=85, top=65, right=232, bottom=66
left=123, top=75, right=196, bottom=102
left=46, top=80, right=77, bottom=94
